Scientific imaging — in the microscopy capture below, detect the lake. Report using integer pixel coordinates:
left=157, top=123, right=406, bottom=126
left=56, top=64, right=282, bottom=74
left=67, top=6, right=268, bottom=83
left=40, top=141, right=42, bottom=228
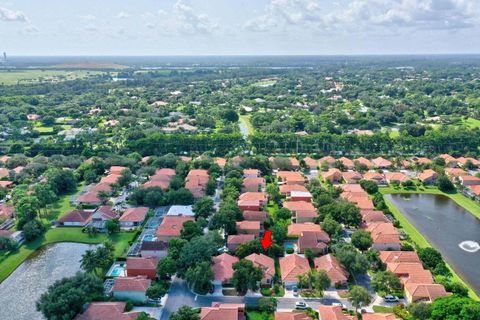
left=386, top=193, right=480, bottom=295
left=0, top=242, right=96, bottom=320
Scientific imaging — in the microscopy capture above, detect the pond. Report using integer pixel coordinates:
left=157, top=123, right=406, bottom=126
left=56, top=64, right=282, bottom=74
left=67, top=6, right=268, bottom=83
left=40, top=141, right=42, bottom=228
left=386, top=193, right=480, bottom=295
left=0, top=242, right=96, bottom=320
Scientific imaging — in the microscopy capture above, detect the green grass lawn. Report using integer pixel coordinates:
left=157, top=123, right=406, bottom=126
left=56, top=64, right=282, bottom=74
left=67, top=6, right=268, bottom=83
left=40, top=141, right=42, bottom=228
left=40, top=183, right=85, bottom=223
left=381, top=187, right=479, bottom=300
left=0, top=228, right=136, bottom=284
left=372, top=306, right=394, bottom=313
left=0, top=70, right=103, bottom=85
left=239, top=114, right=255, bottom=136
left=463, top=117, right=480, bottom=129
left=246, top=311, right=273, bottom=320
left=34, top=126, right=54, bottom=133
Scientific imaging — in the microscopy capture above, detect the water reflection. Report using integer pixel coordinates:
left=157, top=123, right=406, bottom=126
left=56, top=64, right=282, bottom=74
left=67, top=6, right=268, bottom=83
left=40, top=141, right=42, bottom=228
left=0, top=242, right=96, bottom=320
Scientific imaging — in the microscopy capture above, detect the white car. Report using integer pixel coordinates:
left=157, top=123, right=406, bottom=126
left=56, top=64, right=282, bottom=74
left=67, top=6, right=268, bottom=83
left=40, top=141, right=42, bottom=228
left=295, top=302, right=308, bottom=310
left=384, top=295, right=399, bottom=303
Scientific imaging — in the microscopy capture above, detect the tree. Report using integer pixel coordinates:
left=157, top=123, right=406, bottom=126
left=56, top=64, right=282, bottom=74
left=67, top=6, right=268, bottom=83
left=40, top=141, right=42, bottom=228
left=177, top=235, right=219, bottom=276
left=351, top=230, right=373, bottom=251
left=371, top=271, right=401, bottom=295
left=118, top=168, right=133, bottom=187
left=0, top=236, right=17, bottom=251
left=192, top=197, right=215, bottom=219
left=180, top=220, right=203, bottom=241
left=211, top=200, right=242, bottom=235
left=157, top=256, right=177, bottom=279
left=205, top=179, right=216, bottom=196
left=16, top=196, right=41, bottom=229
left=170, top=305, right=200, bottom=320
left=437, top=174, right=455, bottom=192
left=321, top=215, right=342, bottom=238
left=231, top=259, right=264, bottom=295
left=185, top=261, right=214, bottom=294
left=167, top=238, right=188, bottom=260
left=80, top=249, right=100, bottom=274
left=22, top=219, right=45, bottom=241
left=430, top=295, right=480, bottom=320
left=271, top=220, right=288, bottom=244
left=276, top=208, right=292, bottom=220
left=146, top=281, right=168, bottom=300
left=408, top=302, right=432, bottom=320
left=417, top=247, right=444, bottom=270
left=258, top=297, right=277, bottom=313
left=80, top=242, right=115, bottom=275
left=335, top=244, right=368, bottom=274
left=348, top=285, right=372, bottom=312
left=105, top=219, right=120, bottom=234
left=360, top=180, right=378, bottom=194
left=313, top=270, right=331, bottom=293
left=33, top=183, right=57, bottom=216
left=46, top=168, right=77, bottom=195
left=36, top=272, right=104, bottom=320
left=319, top=201, right=361, bottom=228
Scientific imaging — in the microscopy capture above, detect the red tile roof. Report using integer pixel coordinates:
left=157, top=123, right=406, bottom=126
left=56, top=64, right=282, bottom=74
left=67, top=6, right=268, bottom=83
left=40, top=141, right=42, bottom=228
left=201, top=303, right=245, bottom=320
left=288, top=223, right=322, bottom=237
left=417, top=169, right=438, bottom=181
left=245, top=253, right=275, bottom=280
left=279, top=254, right=310, bottom=282
left=156, top=216, right=194, bottom=237
left=58, top=210, right=93, bottom=224
left=405, top=283, right=448, bottom=302
left=242, top=211, right=268, bottom=222
left=126, top=257, right=158, bottom=271
left=212, top=253, right=239, bottom=282
left=112, top=276, right=151, bottom=292
left=77, top=191, right=101, bottom=204
left=338, top=157, right=355, bottom=169
left=100, top=174, right=121, bottom=185
left=119, top=207, right=149, bottom=222
left=379, top=251, right=421, bottom=264
left=279, top=184, right=309, bottom=195
left=227, top=234, right=255, bottom=245
left=320, top=156, right=337, bottom=165
left=362, top=314, right=396, bottom=320
left=355, top=157, right=374, bottom=168
left=275, top=311, right=312, bottom=320
left=372, top=157, right=392, bottom=168
left=110, top=166, right=128, bottom=175
left=0, top=204, right=15, bottom=219
left=314, top=254, right=349, bottom=284
left=318, top=305, right=355, bottom=320
left=385, top=172, right=408, bottom=183
left=75, top=302, right=141, bottom=320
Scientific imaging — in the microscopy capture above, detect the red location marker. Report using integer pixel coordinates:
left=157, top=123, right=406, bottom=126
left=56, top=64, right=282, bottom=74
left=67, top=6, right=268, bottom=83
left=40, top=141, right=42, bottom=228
left=260, top=230, right=273, bottom=250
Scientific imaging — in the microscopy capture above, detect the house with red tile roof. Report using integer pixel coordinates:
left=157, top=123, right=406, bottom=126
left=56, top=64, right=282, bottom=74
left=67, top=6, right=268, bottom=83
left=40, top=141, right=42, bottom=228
left=318, top=305, right=356, bottom=320
left=322, top=168, right=342, bottom=183
left=355, top=157, right=374, bottom=169
left=366, top=222, right=401, bottom=251
left=438, top=154, right=458, bottom=167
left=0, top=204, right=15, bottom=220
left=417, top=169, right=438, bottom=184
left=212, top=253, right=239, bottom=285
left=277, top=171, right=305, bottom=185
left=341, top=184, right=364, bottom=193
left=77, top=191, right=102, bottom=206
left=236, top=220, right=261, bottom=236
left=379, top=251, right=421, bottom=264
left=143, top=180, right=170, bottom=189
left=245, top=253, right=275, bottom=285
left=0, top=168, right=9, bottom=179
left=319, top=156, right=337, bottom=168
left=290, top=191, right=313, bottom=203
left=385, top=172, right=409, bottom=184
left=363, top=172, right=386, bottom=185
left=287, top=223, right=322, bottom=237
left=216, top=157, right=227, bottom=168
left=467, top=185, right=480, bottom=199
left=415, top=157, right=432, bottom=165
left=0, top=181, right=13, bottom=188
left=185, top=169, right=209, bottom=198
left=0, top=155, right=11, bottom=164
left=289, top=157, right=300, bottom=170
left=338, top=157, right=355, bottom=170
left=386, top=262, right=425, bottom=278
left=242, top=177, right=266, bottom=192
left=237, top=192, right=268, bottom=212
left=90, top=206, right=118, bottom=229
left=201, top=303, right=245, bottom=320
left=279, top=254, right=310, bottom=288
left=91, top=183, right=112, bottom=193
left=372, top=157, right=393, bottom=168
left=401, top=269, right=434, bottom=286
left=126, top=257, right=158, bottom=279
left=140, top=241, right=168, bottom=259
left=303, top=157, right=318, bottom=170
left=362, top=313, right=396, bottom=320
left=242, top=211, right=268, bottom=222
left=459, top=175, right=480, bottom=186
left=314, top=254, right=349, bottom=286
left=100, top=174, right=122, bottom=185
left=279, top=184, right=309, bottom=196
left=112, top=276, right=151, bottom=303
left=404, top=283, right=448, bottom=303
left=342, top=171, right=362, bottom=184
left=143, top=168, right=176, bottom=190
left=227, top=234, right=255, bottom=252
left=284, top=201, right=317, bottom=223
left=457, top=157, right=480, bottom=168
left=119, top=207, right=149, bottom=229
left=360, top=210, right=389, bottom=225
left=58, top=209, right=93, bottom=226
left=109, top=166, right=128, bottom=175
left=275, top=311, right=312, bottom=320
left=156, top=216, right=195, bottom=242
left=74, top=302, right=141, bottom=320
left=445, top=167, right=467, bottom=179
left=243, top=169, right=260, bottom=178
left=297, top=231, right=329, bottom=255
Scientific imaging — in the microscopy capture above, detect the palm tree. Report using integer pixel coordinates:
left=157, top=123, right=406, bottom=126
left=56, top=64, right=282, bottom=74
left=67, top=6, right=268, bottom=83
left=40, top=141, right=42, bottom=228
left=80, top=250, right=99, bottom=274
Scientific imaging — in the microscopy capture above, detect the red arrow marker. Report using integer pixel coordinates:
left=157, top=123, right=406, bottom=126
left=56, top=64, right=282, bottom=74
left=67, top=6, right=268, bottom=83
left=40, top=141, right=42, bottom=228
left=260, top=230, right=273, bottom=250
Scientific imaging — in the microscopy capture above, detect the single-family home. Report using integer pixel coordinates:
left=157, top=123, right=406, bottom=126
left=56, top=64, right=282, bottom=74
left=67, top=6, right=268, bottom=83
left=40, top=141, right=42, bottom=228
left=459, top=175, right=480, bottom=186
left=126, top=257, right=158, bottom=279
left=415, top=157, right=432, bottom=166
left=322, top=168, right=342, bottom=183
left=242, top=177, right=266, bottom=192
left=318, top=305, right=356, bottom=320
left=0, top=181, right=13, bottom=188
left=288, top=223, right=322, bottom=237
left=77, top=191, right=102, bottom=206
left=367, top=222, right=401, bottom=251
left=155, top=216, right=195, bottom=242
left=236, top=220, right=261, bottom=237
left=245, top=253, right=275, bottom=285
left=290, top=191, right=313, bottom=202
left=314, top=254, right=349, bottom=286
left=363, top=172, right=386, bottom=185
left=279, top=184, right=309, bottom=197
left=242, top=211, right=268, bottom=222
left=297, top=231, right=330, bottom=255
left=319, top=156, right=337, bottom=168
left=200, top=303, right=245, bottom=320
left=279, top=254, right=310, bottom=288
left=386, top=262, right=425, bottom=278
left=216, top=157, right=227, bottom=168
left=140, top=241, right=168, bottom=259
left=355, top=157, right=374, bottom=169
left=362, top=313, right=396, bottom=320
left=100, top=174, right=122, bottom=185
left=284, top=201, right=317, bottom=223
left=277, top=171, right=305, bottom=185
left=417, top=169, right=438, bottom=184
left=227, top=234, right=255, bottom=252
left=0, top=168, right=9, bottom=179
left=379, top=251, right=421, bottom=264
left=58, top=209, right=94, bottom=227
left=275, top=311, right=312, bottom=320
left=404, top=283, right=448, bottom=303
left=360, top=210, right=389, bottom=225
left=338, top=157, right=355, bottom=170
left=212, top=253, right=239, bottom=285
left=91, top=206, right=118, bottom=229
left=457, top=157, right=480, bottom=168
left=185, top=169, right=209, bottom=198
left=372, top=157, right=393, bottom=168
left=303, top=157, right=318, bottom=171
left=243, top=169, right=260, bottom=178
left=342, top=172, right=362, bottom=184
left=74, top=302, right=141, bottom=320
left=237, top=192, right=268, bottom=212
left=0, top=204, right=15, bottom=220
left=112, top=276, right=151, bottom=303
left=385, top=172, right=409, bottom=184
left=166, top=205, right=194, bottom=217
left=119, top=207, right=149, bottom=229
left=110, top=166, right=128, bottom=175
left=439, top=154, right=458, bottom=167
left=445, top=168, right=467, bottom=179
left=289, top=158, right=300, bottom=171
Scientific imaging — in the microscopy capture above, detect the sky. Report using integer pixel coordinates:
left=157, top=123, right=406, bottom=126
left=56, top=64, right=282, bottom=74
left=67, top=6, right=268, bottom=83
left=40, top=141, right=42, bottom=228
left=1, top=0, right=480, bottom=56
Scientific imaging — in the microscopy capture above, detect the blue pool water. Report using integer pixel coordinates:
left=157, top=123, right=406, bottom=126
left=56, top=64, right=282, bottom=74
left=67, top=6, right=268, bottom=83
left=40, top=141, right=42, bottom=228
left=107, top=263, right=126, bottom=277
left=143, top=234, right=154, bottom=241
left=284, top=242, right=295, bottom=250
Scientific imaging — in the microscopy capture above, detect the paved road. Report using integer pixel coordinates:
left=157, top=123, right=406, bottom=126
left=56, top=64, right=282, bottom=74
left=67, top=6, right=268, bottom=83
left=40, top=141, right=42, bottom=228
left=160, top=278, right=350, bottom=320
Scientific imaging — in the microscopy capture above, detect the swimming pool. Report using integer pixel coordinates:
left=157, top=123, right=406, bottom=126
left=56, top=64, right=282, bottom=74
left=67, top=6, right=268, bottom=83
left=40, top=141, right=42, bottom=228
left=143, top=234, right=155, bottom=242
left=284, top=242, right=295, bottom=250
left=106, top=262, right=126, bottom=277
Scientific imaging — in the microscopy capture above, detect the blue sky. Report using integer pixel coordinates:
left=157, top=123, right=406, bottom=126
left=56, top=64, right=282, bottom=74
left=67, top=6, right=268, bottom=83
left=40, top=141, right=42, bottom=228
left=1, top=0, right=479, bottom=55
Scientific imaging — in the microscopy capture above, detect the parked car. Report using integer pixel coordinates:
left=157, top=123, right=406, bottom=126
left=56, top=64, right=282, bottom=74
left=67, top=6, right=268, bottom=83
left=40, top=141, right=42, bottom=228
left=332, top=302, right=347, bottom=310
left=292, top=287, right=299, bottom=297
left=295, top=302, right=308, bottom=310
left=384, top=295, right=399, bottom=303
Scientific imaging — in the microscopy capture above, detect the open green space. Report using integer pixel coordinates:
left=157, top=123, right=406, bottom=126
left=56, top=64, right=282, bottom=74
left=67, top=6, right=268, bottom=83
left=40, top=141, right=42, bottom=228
left=372, top=306, right=394, bottom=313
left=239, top=114, right=255, bottom=136
left=246, top=311, right=273, bottom=320
left=381, top=187, right=479, bottom=300
left=0, top=228, right=136, bottom=284
left=0, top=70, right=103, bottom=85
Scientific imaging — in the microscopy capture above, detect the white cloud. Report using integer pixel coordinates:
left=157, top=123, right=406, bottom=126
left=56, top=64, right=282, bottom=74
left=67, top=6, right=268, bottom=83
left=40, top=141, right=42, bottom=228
left=117, top=11, right=129, bottom=19
left=172, top=0, right=218, bottom=35
left=79, top=14, right=96, bottom=21
left=0, top=6, right=27, bottom=22
left=84, top=25, right=99, bottom=33
left=23, top=25, right=38, bottom=34
left=244, top=0, right=479, bottom=34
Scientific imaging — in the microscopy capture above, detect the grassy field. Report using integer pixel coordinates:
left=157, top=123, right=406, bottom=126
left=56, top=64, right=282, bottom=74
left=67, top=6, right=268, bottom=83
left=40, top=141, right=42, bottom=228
left=372, top=306, right=394, bottom=313
left=464, top=117, right=480, bottom=129
left=0, top=228, right=136, bottom=284
left=239, top=114, right=255, bottom=136
left=381, top=187, right=479, bottom=300
left=0, top=70, right=103, bottom=85
left=246, top=311, right=273, bottom=320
